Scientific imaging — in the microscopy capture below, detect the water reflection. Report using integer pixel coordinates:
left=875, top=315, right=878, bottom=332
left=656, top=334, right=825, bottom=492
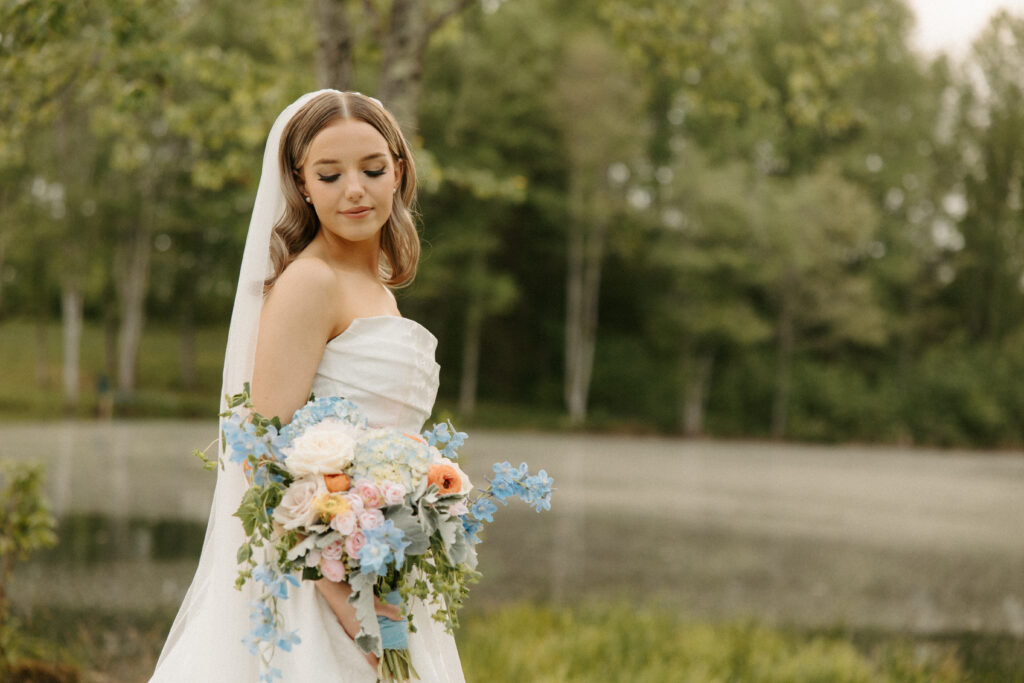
left=5, top=421, right=1024, bottom=635
left=37, top=514, right=206, bottom=564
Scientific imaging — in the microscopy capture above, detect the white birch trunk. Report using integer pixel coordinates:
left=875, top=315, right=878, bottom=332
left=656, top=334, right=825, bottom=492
left=564, top=181, right=608, bottom=425
left=458, top=294, right=484, bottom=418
left=117, top=222, right=151, bottom=394
left=61, top=284, right=83, bottom=408
left=681, top=350, right=714, bottom=436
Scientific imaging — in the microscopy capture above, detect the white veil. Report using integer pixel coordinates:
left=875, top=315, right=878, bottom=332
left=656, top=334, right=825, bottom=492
left=150, top=89, right=337, bottom=682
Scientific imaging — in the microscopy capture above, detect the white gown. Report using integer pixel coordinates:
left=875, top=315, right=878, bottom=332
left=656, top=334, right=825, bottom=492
left=152, top=316, right=465, bottom=682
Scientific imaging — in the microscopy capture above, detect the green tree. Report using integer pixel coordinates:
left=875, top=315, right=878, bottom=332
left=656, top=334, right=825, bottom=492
left=0, top=462, right=57, bottom=674
left=952, top=10, right=1024, bottom=343
left=553, top=30, right=645, bottom=425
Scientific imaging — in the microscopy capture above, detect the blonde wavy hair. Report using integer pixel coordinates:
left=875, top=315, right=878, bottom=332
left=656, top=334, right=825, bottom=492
left=266, top=91, right=419, bottom=290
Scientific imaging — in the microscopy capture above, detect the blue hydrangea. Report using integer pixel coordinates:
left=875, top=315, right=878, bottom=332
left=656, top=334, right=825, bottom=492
left=358, top=536, right=392, bottom=575
left=278, top=396, right=366, bottom=445
left=363, top=520, right=411, bottom=567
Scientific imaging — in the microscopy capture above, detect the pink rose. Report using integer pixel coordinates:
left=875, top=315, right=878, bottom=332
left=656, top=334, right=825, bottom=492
left=345, top=492, right=365, bottom=514
left=320, top=556, right=346, bottom=582
left=381, top=481, right=407, bottom=505
left=322, top=539, right=345, bottom=561
left=330, top=512, right=358, bottom=536
left=344, top=531, right=366, bottom=559
left=358, top=509, right=384, bottom=530
left=353, top=479, right=383, bottom=508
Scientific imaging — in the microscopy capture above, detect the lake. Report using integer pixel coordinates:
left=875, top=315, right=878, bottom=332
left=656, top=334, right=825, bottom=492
left=4, top=420, right=1024, bottom=637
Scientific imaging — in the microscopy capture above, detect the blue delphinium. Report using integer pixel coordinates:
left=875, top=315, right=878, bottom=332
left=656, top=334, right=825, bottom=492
left=462, top=517, right=484, bottom=545
left=485, top=461, right=554, bottom=511
left=470, top=498, right=497, bottom=523
left=422, top=420, right=468, bottom=460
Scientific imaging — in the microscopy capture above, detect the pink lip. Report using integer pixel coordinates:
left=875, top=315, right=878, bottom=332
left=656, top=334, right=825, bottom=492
left=342, top=206, right=372, bottom=217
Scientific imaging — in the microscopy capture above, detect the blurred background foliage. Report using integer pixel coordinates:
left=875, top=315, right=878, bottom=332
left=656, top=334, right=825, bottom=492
left=3, top=0, right=1024, bottom=448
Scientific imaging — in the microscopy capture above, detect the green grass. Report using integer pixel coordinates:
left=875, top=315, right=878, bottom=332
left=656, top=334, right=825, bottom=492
left=0, top=318, right=225, bottom=420
left=12, top=602, right=1022, bottom=682
left=457, top=603, right=969, bottom=683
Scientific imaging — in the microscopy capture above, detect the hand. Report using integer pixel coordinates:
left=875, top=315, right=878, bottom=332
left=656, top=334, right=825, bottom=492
left=315, top=579, right=380, bottom=669
left=374, top=594, right=402, bottom=622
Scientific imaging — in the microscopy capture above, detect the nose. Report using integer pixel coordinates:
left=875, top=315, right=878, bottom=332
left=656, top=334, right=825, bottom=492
left=343, top=173, right=365, bottom=201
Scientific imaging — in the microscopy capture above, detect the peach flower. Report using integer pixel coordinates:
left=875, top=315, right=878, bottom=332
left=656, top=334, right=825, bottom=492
left=428, top=464, right=462, bottom=494
left=324, top=473, right=351, bottom=493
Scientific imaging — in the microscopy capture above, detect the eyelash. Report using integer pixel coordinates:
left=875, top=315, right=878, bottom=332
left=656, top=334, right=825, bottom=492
left=317, top=169, right=387, bottom=183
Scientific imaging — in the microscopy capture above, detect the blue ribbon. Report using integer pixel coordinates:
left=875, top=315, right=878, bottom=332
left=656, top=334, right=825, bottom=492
left=377, top=590, right=408, bottom=650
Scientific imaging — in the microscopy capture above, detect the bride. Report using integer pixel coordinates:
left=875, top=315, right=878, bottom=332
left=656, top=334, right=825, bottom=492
left=150, top=90, right=465, bottom=682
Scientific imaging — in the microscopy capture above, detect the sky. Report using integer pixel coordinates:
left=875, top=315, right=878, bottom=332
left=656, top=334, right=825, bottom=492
left=906, top=0, right=1024, bottom=57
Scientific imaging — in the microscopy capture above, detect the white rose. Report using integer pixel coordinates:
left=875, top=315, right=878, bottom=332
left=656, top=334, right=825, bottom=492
left=273, top=476, right=325, bottom=531
left=283, top=419, right=359, bottom=477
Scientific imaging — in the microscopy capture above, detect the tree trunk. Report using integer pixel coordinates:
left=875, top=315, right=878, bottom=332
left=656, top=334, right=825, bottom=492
left=458, top=292, right=484, bottom=418
left=34, top=312, right=50, bottom=389
left=0, top=235, right=6, bottom=313
left=681, top=350, right=714, bottom=437
left=180, top=302, right=196, bottom=391
left=378, top=0, right=430, bottom=135
left=61, top=284, right=83, bottom=409
left=564, top=181, right=608, bottom=426
left=116, top=221, right=151, bottom=394
left=315, top=0, right=355, bottom=90
left=771, top=285, right=796, bottom=439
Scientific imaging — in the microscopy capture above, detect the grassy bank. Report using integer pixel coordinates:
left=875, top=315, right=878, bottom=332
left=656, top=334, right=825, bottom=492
left=10, top=602, right=1023, bottom=682
left=0, top=319, right=225, bottom=420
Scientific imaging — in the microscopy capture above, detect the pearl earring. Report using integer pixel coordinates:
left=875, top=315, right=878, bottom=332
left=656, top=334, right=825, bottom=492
left=304, top=196, right=312, bottom=204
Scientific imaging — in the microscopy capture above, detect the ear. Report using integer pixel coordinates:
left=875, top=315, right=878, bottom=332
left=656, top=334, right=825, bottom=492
left=293, top=168, right=307, bottom=197
left=394, top=159, right=405, bottom=193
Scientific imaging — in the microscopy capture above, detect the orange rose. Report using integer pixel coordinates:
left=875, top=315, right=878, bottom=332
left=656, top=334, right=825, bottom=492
left=427, top=464, right=462, bottom=494
left=324, top=473, right=351, bottom=493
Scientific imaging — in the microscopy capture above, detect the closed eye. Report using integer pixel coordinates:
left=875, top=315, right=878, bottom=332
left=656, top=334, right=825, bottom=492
left=317, top=173, right=341, bottom=183
left=365, top=168, right=387, bottom=177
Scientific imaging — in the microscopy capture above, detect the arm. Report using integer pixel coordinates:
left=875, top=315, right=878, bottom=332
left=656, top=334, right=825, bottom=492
left=249, top=259, right=399, bottom=663
left=250, top=258, right=337, bottom=421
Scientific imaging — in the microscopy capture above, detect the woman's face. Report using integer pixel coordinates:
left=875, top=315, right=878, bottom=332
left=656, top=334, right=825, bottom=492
left=297, top=118, right=402, bottom=246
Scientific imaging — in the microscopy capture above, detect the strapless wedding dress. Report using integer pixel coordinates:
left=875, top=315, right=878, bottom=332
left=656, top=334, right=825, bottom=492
left=151, top=316, right=465, bottom=683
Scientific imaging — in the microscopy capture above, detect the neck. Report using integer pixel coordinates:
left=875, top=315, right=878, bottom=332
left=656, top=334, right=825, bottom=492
left=311, top=228, right=381, bottom=276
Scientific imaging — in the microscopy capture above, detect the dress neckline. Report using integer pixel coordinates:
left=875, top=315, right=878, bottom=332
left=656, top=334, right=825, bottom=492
left=326, top=315, right=435, bottom=347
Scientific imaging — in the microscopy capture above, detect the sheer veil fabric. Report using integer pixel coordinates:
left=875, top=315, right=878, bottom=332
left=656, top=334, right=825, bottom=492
left=150, top=91, right=464, bottom=682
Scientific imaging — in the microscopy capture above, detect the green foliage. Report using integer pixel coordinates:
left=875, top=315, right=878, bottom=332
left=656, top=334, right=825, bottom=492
left=4, top=0, right=1024, bottom=445
left=457, top=603, right=963, bottom=682
left=0, top=461, right=58, bottom=670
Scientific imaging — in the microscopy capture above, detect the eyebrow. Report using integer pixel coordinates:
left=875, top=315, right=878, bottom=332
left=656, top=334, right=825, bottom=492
left=312, top=153, right=387, bottom=167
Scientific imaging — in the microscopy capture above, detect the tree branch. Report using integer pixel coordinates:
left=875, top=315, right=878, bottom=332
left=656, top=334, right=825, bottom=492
left=427, top=0, right=476, bottom=36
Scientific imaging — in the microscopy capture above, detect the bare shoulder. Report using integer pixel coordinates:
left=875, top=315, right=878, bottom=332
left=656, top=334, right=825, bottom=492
left=269, top=256, right=335, bottom=302
left=261, top=257, right=338, bottom=339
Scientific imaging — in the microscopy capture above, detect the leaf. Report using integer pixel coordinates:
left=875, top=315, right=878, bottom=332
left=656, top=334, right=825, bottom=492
left=347, top=572, right=383, bottom=656
left=237, top=543, right=253, bottom=564
left=387, top=505, right=429, bottom=555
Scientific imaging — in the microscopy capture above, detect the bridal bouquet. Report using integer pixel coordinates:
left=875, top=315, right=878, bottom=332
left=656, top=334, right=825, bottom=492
left=197, top=384, right=553, bottom=683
